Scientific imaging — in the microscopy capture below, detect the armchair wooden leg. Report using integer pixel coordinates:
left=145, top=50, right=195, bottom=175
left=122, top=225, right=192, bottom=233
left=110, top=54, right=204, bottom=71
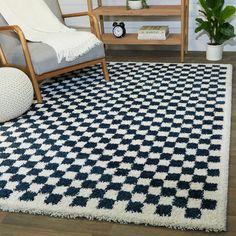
left=30, top=74, right=43, bottom=104
left=101, top=59, right=109, bottom=81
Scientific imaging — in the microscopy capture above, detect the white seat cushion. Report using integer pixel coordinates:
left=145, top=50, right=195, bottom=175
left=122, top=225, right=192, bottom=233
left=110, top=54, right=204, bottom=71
left=7, top=43, right=105, bottom=75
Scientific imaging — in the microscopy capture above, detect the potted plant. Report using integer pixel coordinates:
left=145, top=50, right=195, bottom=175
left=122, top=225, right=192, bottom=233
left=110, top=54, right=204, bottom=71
left=195, top=0, right=236, bottom=61
left=126, top=0, right=149, bottom=10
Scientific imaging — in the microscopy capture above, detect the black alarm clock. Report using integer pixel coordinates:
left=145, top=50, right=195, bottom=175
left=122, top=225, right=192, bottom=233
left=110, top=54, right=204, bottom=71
left=112, top=22, right=126, bottom=38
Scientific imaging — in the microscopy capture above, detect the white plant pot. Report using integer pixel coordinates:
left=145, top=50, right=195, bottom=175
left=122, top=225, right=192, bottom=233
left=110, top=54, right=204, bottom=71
left=128, top=1, right=142, bottom=10
left=206, top=44, right=223, bottom=61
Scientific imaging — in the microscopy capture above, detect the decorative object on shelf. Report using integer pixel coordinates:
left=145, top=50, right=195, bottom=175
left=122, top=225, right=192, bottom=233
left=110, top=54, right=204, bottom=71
left=195, top=0, right=236, bottom=61
left=112, top=22, right=126, bottom=38
left=0, top=67, right=33, bottom=123
left=138, top=26, right=169, bottom=40
left=126, top=0, right=149, bottom=10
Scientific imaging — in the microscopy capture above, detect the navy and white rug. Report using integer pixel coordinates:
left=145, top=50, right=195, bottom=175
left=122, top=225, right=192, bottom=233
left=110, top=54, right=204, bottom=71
left=0, top=62, right=232, bottom=231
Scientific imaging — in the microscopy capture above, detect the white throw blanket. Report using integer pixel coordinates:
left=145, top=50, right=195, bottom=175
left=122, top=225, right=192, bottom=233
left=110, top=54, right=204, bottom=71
left=0, top=0, right=102, bottom=63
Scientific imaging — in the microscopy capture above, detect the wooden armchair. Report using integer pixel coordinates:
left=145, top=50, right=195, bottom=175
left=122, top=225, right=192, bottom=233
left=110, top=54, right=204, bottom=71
left=0, top=0, right=109, bottom=104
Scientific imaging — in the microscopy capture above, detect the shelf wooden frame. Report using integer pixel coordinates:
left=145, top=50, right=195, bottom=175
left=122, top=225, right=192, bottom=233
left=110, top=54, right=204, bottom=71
left=102, top=33, right=181, bottom=45
left=87, top=0, right=189, bottom=62
left=92, top=5, right=182, bottom=16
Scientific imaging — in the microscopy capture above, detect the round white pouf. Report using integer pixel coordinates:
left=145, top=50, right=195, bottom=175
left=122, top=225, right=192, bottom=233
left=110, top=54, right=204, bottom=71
left=0, top=67, right=34, bottom=123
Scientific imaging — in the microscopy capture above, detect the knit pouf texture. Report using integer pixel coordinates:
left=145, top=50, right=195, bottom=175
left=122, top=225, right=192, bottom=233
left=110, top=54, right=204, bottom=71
left=0, top=67, right=33, bottom=123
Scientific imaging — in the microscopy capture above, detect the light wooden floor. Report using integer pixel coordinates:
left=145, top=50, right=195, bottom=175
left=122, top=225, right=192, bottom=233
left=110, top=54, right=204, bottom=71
left=0, top=51, right=235, bottom=236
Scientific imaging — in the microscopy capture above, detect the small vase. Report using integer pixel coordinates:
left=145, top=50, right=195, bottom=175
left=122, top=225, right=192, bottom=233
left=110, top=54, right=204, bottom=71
left=206, top=44, right=223, bottom=61
left=128, top=1, right=143, bottom=10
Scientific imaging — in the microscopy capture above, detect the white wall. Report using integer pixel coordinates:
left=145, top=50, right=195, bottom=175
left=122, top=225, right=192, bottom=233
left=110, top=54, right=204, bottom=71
left=59, top=0, right=236, bottom=51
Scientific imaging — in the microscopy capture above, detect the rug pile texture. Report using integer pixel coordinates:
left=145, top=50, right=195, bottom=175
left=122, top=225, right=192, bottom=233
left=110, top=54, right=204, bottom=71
left=0, top=62, right=232, bottom=231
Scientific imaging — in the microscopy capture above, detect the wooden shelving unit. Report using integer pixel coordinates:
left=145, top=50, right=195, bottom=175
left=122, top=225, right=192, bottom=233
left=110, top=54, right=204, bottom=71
left=87, top=0, right=189, bottom=62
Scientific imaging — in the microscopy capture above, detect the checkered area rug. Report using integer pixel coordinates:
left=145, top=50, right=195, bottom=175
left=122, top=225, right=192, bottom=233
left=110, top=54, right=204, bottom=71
left=0, top=63, right=232, bottom=231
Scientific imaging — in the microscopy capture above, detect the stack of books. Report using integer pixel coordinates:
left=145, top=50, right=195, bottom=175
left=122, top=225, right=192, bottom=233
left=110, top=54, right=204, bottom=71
left=138, top=26, right=169, bottom=40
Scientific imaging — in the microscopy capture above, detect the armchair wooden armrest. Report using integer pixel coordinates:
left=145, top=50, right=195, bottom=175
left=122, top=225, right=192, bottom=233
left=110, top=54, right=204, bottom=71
left=0, top=25, right=33, bottom=70
left=0, top=25, right=42, bottom=103
left=62, top=12, right=101, bottom=40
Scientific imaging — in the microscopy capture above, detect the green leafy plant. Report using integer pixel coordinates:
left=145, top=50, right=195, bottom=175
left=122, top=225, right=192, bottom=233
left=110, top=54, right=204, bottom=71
left=195, top=0, right=236, bottom=45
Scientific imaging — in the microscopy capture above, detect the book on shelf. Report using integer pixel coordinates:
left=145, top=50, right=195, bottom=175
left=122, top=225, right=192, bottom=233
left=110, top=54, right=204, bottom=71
left=137, top=26, right=169, bottom=40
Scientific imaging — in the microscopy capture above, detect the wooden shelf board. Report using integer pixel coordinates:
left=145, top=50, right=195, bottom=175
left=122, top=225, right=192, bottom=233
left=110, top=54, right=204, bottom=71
left=102, top=34, right=181, bottom=45
left=93, top=5, right=181, bottom=16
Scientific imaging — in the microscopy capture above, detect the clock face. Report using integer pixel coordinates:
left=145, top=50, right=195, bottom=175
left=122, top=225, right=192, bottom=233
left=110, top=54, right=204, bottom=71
left=113, top=26, right=123, bottom=38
